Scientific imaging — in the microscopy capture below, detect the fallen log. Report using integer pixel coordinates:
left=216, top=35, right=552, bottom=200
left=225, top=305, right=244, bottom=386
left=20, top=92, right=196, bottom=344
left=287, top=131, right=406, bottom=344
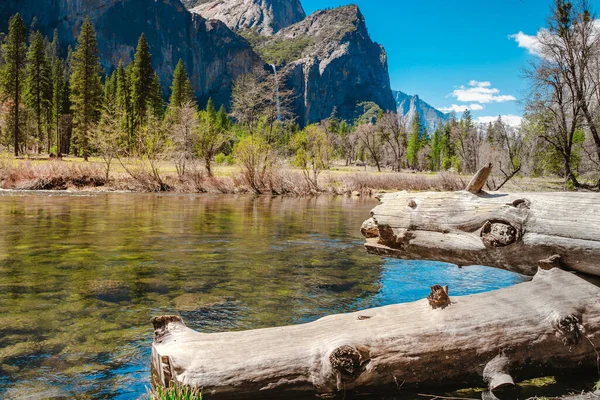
left=362, top=190, right=600, bottom=276
left=151, top=268, right=600, bottom=398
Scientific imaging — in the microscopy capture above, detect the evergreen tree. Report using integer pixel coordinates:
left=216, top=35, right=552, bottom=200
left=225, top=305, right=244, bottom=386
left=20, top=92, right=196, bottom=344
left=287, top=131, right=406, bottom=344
left=430, top=128, right=442, bottom=171
left=25, top=30, right=52, bottom=153
left=407, top=111, right=422, bottom=169
left=70, top=16, right=103, bottom=161
left=148, top=72, right=163, bottom=119
left=51, top=58, right=66, bottom=156
left=169, top=59, right=194, bottom=109
left=112, top=61, right=131, bottom=149
left=130, top=33, right=154, bottom=128
left=1, top=14, right=28, bottom=156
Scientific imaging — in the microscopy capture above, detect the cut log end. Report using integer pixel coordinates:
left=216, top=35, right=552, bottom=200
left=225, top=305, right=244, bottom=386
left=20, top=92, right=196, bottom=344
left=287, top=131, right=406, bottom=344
left=427, top=285, right=450, bottom=309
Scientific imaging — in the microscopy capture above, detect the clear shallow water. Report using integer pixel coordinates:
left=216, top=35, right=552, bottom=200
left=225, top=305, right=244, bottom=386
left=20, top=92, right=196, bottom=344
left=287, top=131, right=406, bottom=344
left=0, top=192, right=529, bottom=399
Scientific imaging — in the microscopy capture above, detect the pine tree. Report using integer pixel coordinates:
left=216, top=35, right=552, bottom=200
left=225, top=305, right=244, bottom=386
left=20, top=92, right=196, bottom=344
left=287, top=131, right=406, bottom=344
left=51, top=58, right=66, bottom=156
left=1, top=14, right=28, bottom=156
left=130, top=33, right=154, bottom=129
left=169, top=59, right=194, bottom=109
left=148, top=72, right=163, bottom=119
left=70, top=16, right=103, bottom=161
left=407, top=111, right=422, bottom=169
left=25, top=30, right=52, bottom=153
left=114, top=60, right=132, bottom=149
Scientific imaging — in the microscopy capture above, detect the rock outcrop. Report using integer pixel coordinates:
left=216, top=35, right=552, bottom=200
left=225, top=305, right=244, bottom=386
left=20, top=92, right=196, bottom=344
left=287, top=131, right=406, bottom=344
left=0, top=0, right=263, bottom=108
left=256, top=5, right=396, bottom=126
left=190, top=0, right=306, bottom=35
left=394, top=90, right=449, bottom=133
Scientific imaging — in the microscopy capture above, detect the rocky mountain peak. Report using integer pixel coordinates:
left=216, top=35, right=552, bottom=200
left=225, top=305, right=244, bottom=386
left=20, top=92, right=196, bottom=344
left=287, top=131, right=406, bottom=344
left=190, top=0, right=306, bottom=35
left=253, top=5, right=395, bottom=125
left=394, top=91, right=449, bottom=133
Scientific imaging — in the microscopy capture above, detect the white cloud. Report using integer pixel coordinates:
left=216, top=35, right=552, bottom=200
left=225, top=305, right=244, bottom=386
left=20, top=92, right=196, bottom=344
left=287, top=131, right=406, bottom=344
left=468, top=80, right=491, bottom=88
left=509, top=31, right=544, bottom=56
left=451, top=83, right=516, bottom=104
left=439, top=103, right=484, bottom=113
left=476, top=115, right=523, bottom=127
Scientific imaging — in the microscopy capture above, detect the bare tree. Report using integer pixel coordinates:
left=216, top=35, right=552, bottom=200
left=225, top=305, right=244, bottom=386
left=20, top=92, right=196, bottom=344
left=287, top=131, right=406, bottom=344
left=168, top=102, right=198, bottom=178
left=355, top=123, right=384, bottom=172
left=377, top=111, right=406, bottom=172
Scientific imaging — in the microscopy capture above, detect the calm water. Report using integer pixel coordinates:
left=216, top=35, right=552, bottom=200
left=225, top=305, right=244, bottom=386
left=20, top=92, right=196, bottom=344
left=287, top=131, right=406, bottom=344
left=0, top=192, right=529, bottom=399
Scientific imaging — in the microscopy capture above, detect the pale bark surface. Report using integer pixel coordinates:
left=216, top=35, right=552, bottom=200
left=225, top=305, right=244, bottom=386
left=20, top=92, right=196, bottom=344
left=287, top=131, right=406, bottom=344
left=151, top=269, right=600, bottom=398
left=363, top=191, right=600, bottom=276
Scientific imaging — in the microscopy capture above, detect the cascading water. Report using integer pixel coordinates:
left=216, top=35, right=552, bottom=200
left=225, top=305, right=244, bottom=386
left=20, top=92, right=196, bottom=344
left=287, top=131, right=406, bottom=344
left=271, top=64, right=282, bottom=122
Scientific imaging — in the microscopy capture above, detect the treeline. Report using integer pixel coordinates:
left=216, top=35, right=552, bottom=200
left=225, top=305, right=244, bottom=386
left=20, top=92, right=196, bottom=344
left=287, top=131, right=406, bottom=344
left=1, top=3, right=599, bottom=193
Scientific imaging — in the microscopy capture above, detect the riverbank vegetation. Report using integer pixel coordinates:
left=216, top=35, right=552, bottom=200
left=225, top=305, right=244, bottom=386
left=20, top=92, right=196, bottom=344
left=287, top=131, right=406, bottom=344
left=0, top=0, right=599, bottom=195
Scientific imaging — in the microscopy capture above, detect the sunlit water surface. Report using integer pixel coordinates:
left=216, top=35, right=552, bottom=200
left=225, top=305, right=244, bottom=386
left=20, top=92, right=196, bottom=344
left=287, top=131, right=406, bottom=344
left=0, top=192, right=529, bottom=399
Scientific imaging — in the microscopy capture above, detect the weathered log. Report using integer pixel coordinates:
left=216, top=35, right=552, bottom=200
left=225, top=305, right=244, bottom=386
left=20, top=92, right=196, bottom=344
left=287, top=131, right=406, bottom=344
left=151, top=268, right=600, bottom=398
left=363, top=191, right=600, bottom=276
left=466, top=163, right=493, bottom=194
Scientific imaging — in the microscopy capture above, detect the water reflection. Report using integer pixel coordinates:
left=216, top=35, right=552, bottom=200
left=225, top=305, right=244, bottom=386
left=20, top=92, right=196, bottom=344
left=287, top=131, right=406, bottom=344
left=0, top=192, right=527, bottom=399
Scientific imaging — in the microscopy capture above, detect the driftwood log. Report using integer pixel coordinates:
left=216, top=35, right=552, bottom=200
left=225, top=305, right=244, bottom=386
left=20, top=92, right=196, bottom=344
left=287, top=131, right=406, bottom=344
left=151, top=268, right=600, bottom=398
left=362, top=190, right=600, bottom=276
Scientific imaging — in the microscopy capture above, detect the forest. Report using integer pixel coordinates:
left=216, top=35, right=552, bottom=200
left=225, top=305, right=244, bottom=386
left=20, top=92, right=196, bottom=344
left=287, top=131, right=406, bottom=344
left=0, top=0, right=599, bottom=194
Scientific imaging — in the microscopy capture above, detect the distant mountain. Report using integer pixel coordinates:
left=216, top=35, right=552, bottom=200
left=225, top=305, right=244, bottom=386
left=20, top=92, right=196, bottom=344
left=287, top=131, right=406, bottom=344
left=190, top=0, right=306, bottom=35
left=393, top=90, right=449, bottom=133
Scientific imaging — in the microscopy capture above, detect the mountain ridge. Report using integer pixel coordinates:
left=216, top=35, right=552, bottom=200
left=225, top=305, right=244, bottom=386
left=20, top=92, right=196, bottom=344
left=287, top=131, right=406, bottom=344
left=393, top=90, right=449, bottom=133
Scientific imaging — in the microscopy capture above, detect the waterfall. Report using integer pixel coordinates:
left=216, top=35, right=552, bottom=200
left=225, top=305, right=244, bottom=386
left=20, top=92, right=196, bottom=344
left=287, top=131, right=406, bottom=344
left=271, top=64, right=282, bottom=122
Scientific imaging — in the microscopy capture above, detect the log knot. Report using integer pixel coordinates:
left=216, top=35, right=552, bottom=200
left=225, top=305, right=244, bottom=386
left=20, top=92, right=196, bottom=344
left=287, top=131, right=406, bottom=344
left=408, top=199, right=417, bottom=209
left=427, top=285, right=450, bottom=309
left=507, top=198, right=531, bottom=209
left=481, top=220, right=519, bottom=248
left=151, top=315, right=186, bottom=342
left=330, top=345, right=363, bottom=381
left=555, top=314, right=583, bottom=346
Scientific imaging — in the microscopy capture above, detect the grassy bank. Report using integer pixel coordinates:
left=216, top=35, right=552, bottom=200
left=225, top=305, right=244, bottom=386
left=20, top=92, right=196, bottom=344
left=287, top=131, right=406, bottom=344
left=0, top=155, right=566, bottom=195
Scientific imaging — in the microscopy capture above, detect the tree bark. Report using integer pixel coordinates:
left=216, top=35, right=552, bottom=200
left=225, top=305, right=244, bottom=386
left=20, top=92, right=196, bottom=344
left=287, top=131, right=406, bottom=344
left=151, top=268, right=600, bottom=398
left=363, top=191, right=600, bottom=277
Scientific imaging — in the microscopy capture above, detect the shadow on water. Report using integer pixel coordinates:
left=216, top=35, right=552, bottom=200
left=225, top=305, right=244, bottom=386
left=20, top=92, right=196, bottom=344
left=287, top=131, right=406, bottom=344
left=0, top=192, right=582, bottom=399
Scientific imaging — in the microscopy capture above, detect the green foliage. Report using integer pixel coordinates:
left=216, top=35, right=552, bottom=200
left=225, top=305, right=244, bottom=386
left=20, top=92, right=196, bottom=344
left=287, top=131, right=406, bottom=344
left=291, top=124, right=332, bottom=189
left=130, top=33, right=155, bottom=128
left=70, top=16, right=103, bottom=161
left=196, top=99, right=229, bottom=176
left=255, top=36, right=314, bottom=65
left=214, top=152, right=226, bottom=165
left=169, top=59, right=195, bottom=109
left=148, top=72, right=164, bottom=119
left=25, top=30, right=52, bottom=151
left=234, top=132, right=275, bottom=194
left=1, top=13, right=28, bottom=155
left=407, top=111, right=422, bottom=169
left=593, top=380, right=600, bottom=391
left=148, top=385, right=202, bottom=400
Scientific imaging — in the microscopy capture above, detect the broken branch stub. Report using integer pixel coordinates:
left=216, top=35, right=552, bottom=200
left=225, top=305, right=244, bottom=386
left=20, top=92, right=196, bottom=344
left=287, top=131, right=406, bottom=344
left=466, top=163, right=493, bottom=194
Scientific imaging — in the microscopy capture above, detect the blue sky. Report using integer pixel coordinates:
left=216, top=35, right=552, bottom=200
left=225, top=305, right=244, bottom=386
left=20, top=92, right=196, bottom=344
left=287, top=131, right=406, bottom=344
left=302, top=0, right=598, bottom=125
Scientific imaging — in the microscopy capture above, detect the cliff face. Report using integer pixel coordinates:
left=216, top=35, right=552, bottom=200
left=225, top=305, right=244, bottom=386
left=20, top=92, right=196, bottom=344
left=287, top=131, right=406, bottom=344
left=394, top=91, right=449, bottom=133
left=257, top=5, right=395, bottom=126
left=190, top=0, right=306, bottom=35
left=0, top=0, right=263, bottom=108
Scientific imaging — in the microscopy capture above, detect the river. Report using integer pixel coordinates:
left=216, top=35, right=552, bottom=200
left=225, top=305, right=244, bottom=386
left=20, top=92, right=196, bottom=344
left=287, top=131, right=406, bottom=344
left=0, top=192, right=529, bottom=399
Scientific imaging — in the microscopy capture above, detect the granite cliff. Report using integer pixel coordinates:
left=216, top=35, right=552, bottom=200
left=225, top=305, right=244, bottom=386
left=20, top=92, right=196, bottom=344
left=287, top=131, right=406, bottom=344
left=0, top=0, right=395, bottom=126
left=0, top=0, right=263, bottom=108
left=190, top=0, right=306, bottom=35
left=254, top=5, right=396, bottom=126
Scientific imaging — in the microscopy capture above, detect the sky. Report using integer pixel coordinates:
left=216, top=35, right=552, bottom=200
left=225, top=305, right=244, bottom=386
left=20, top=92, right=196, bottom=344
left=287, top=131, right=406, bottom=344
left=301, top=0, right=599, bottom=126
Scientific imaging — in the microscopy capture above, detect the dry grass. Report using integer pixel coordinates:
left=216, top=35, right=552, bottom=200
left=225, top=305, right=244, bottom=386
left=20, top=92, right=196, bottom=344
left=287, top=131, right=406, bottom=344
left=0, top=155, right=568, bottom=196
left=0, top=159, right=106, bottom=190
